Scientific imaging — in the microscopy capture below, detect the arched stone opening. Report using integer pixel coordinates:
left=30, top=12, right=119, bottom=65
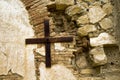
left=0, top=0, right=120, bottom=80
left=21, top=0, right=120, bottom=80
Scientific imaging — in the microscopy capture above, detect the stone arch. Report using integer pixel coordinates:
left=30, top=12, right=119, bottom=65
left=0, top=0, right=119, bottom=80
left=21, top=0, right=50, bottom=37
left=22, top=0, right=119, bottom=79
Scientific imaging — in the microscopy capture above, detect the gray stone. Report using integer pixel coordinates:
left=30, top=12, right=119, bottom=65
left=89, top=46, right=107, bottom=66
left=99, top=17, right=113, bottom=30
left=65, top=5, right=83, bottom=16
left=76, top=55, right=88, bottom=69
left=77, top=24, right=97, bottom=36
left=77, top=14, right=89, bottom=25
left=55, top=0, right=74, bottom=10
left=90, top=33, right=116, bottom=47
left=88, top=6, right=106, bottom=23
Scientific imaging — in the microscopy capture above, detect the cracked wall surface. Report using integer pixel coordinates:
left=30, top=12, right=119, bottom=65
left=0, top=0, right=36, bottom=80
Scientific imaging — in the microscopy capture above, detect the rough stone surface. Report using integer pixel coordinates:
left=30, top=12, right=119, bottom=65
left=100, top=0, right=109, bottom=3
left=103, top=3, right=113, bottom=15
left=88, top=6, right=106, bottom=23
left=78, top=77, right=102, bottom=80
left=65, top=5, right=83, bottom=16
left=77, top=14, right=89, bottom=25
left=91, top=1, right=102, bottom=6
left=76, top=55, right=88, bottom=69
left=83, top=0, right=95, bottom=3
left=89, top=47, right=107, bottom=66
left=55, top=0, right=74, bottom=10
left=90, top=33, right=116, bottom=47
left=99, top=18, right=113, bottom=30
left=0, top=0, right=36, bottom=80
left=76, top=0, right=83, bottom=3
left=77, top=24, right=97, bottom=36
left=80, top=69, right=96, bottom=75
left=34, top=46, right=45, bottom=56
left=39, top=63, right=76, bottom=80
left=54, top=43, right=66, bottom=51
left=0, top=0, right=118, bottom=80
left=47, top=1, right=56, bottom=10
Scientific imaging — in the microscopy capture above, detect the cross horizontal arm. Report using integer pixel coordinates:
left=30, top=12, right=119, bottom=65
left=25, top=37, right=73, bottom=44
left=50, top=37, right=73, bottom=43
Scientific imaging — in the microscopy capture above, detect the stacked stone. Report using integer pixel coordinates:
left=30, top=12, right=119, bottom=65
left=47, top=0, right=116, bottom=75
left=75, top=0, right=115, bottom=67
left=21, top=0, right=51, bottom=38
left=55, top=0, right=116, bottom=67
left=22, top=0, right=117, bottom=79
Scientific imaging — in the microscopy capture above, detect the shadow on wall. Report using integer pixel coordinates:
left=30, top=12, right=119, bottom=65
left=113, top=0, right=120, bottom=50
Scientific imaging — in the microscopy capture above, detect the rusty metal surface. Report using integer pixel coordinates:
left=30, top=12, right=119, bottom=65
left=25, top=37, right=73, bottom=44
left=44, top=19, right=50, bottom=37
left=25, top=19, right=73, bottom=68
left=45, top=42, right=51, bottom=67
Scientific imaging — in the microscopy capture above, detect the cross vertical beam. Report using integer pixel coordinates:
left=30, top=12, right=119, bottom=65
left=44, top=20, right=51, bottom=67
left=25, top=19, right=73, bottom=68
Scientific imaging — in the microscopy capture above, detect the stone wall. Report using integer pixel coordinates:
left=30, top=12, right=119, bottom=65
left=37, top=0, right=119, bottom=80
left=21, top=0, right=120, bottom=80
left=0, top=0, right=120, bottom=80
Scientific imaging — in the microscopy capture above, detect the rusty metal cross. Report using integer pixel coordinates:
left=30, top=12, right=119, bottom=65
left=25, top=19, right=73, bottom=68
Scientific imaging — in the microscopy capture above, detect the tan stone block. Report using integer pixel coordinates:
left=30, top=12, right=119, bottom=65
left=65, top=5, right=83, bottom=16
left=89, top=46, right=107, bottom=66
left=103, top=3, right=113, bottom=15
left=88, top=6, right=106, bottom=23
left=99, top=17, right=113, bottom=30
left=92, top=1, right=102, bottom=6
left=100, top=0, right=109, bottom=3
left=83, top=0, right=95, bottom=3
left=76, top=1, right=89, bottom=9
left=77, top=14, right=89, bottom=25
left=76, top=0, right=82, bottom=3
left=54, top=43, right=66, bottom=51
left=80, top=69, right=95, bottom=74
left=90, top=32, right=116, bottom=47
left=55, top=0, right=74, bottom=10
left=77, top=24, right=97, bottom=36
